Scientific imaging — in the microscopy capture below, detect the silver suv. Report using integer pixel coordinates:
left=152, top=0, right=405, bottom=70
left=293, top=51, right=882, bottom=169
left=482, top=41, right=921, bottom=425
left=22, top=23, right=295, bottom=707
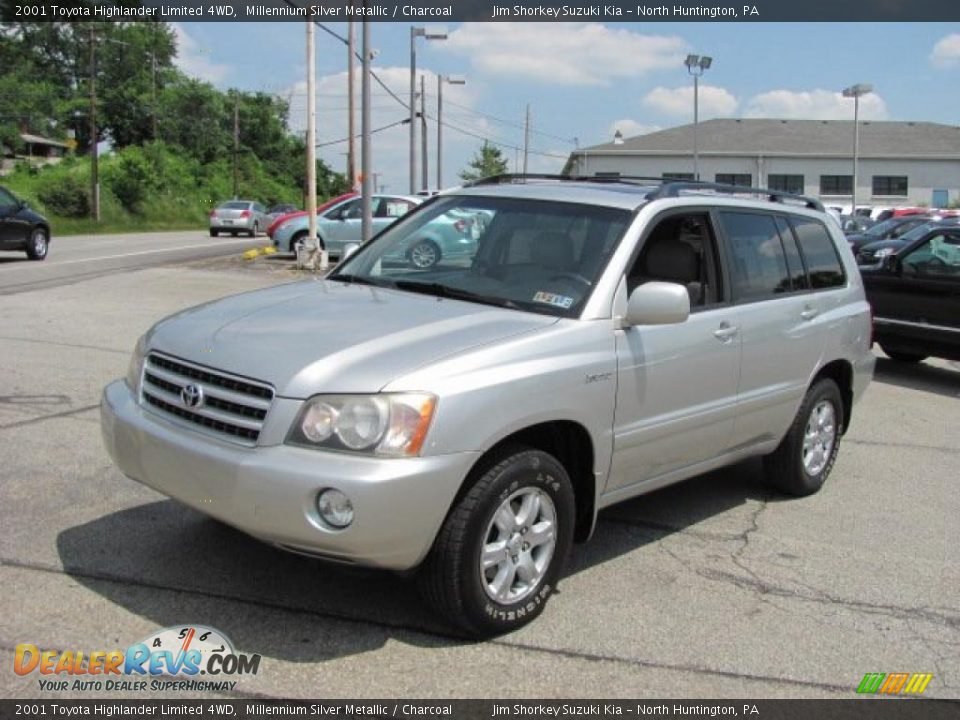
left=101, top=176, right=874, bottom=637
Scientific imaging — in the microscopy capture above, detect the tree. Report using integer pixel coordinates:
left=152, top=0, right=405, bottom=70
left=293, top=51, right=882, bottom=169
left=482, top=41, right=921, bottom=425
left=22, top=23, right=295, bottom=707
left=459, top=141, right=508, bottom=182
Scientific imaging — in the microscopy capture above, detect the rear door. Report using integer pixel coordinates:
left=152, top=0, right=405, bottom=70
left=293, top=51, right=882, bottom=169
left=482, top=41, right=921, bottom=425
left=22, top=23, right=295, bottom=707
left=716, top=211, right=835, bottom=449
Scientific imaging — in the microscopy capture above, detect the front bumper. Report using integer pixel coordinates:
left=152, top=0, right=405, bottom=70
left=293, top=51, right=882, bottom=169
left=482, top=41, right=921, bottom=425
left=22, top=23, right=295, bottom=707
left=100, top=380, right=477, bottom=570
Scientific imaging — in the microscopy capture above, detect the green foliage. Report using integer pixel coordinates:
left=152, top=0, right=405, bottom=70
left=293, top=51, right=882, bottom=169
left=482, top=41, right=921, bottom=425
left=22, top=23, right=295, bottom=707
left=459, top=141, right=509, bottom=182
left=0, top=20, right=346, bottom=232
left=36, top=172, right=90, bottom=218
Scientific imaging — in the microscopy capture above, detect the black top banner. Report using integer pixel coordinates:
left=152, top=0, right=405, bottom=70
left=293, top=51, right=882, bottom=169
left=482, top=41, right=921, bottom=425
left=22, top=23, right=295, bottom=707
left=2, top=0, right=960, bottom=23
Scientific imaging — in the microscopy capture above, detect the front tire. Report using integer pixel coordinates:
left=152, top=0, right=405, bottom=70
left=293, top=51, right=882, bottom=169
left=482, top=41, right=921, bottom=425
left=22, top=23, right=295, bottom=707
left=418, top=446, right=575, bottom=638
left=25, top=228, right=48, bottom=261
left=763, top=378, right=843, bottom=497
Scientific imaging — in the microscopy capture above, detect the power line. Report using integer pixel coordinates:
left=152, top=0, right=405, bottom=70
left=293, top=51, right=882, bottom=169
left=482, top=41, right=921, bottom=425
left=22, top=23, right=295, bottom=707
left=424, top=94, right=577, bottom=146
left=315, top=117, right=409, bottom=148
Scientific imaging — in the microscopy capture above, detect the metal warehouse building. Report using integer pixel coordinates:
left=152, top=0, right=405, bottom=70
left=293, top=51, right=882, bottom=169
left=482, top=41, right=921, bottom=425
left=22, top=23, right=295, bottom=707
left=566, top=118, right=960, bottom=209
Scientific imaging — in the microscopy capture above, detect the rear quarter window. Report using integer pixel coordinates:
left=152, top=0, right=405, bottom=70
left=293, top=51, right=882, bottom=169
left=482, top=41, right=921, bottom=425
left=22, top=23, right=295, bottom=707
left=790, top=217, right=847, bottom=289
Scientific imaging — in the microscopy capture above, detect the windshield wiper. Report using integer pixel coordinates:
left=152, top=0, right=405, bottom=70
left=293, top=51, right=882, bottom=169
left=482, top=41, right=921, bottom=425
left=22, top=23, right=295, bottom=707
left=392, top=280, right=524, bottom=310
left=328, top=273, right=391, bottom=288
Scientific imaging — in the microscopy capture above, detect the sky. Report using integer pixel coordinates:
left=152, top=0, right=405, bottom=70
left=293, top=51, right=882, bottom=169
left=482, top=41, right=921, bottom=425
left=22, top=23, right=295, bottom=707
left=172, top=22, right=960, bottom=193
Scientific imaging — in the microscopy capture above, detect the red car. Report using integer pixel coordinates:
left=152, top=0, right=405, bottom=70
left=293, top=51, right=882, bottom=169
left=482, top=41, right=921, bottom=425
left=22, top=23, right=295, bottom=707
left=266, top=192, right=358, bottom=239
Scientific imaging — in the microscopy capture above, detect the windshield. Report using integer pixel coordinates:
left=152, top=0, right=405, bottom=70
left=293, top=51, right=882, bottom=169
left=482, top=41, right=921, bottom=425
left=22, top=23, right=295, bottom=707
left=896, top=223, right=937, bottom=244
left=329, top=195, right=632, bottom=317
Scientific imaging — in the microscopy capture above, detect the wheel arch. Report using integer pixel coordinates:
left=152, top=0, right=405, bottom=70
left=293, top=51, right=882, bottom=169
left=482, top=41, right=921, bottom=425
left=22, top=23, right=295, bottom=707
left=457, top=420, right=597, bottom=544
left=812, top=359, right=854, bottom=434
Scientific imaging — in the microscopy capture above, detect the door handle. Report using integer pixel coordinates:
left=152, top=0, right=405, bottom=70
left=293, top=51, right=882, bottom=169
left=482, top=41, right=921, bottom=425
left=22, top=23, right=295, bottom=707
left=713, top=322, right=739, bottom=342
left=800, top=305, right=819, bottom=321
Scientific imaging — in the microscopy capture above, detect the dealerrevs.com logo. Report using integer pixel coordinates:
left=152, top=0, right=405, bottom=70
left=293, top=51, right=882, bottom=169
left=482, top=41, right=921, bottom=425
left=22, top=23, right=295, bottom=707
left=14, top=625, right=261, bottom=693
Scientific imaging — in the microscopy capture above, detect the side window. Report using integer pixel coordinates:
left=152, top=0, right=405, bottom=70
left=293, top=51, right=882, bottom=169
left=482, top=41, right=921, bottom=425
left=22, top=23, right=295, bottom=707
left=0, top=187, right=19, bottom=210
left=628, top=212, right=721, bottom=309
left=790, top=218, right=846, bottom=289
left=327, top=199, right=360, bottom=220
left=774, top=216, right=810, bottom=290
left=717, top=212, right=791, bottom=302
left=379, top=199, right=414, bottom=218
left=902, top=234, right=960, bottom=280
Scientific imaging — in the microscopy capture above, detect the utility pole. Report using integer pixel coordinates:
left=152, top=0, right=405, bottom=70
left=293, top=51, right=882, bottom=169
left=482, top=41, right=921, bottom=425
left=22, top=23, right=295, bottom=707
left=347, top=18, right=356, bottom=189
left=361, top=18, right=373, bottom=242
left=436, top=75, right=465, bottom=190
left=420, top=74, right=428, bottom=192
left=372, top=172, right=381, bottom=194
left=523, top=104, right=530, bottom=174
left=89, top=26, right=99, bottom=221
left=232, top=97, right=240, bottom=198
left=303, top=17, right=320, bottom=268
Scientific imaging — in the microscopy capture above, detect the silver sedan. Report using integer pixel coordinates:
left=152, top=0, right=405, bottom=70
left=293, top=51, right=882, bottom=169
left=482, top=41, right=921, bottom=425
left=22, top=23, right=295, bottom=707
left=209, top=200, right=269, bottom=237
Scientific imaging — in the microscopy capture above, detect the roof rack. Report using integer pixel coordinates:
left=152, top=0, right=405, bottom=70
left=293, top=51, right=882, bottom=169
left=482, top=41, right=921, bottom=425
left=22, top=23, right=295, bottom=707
left=646, top=182, right=825, bottom=212
left=465, top=173, right=825, bottom=212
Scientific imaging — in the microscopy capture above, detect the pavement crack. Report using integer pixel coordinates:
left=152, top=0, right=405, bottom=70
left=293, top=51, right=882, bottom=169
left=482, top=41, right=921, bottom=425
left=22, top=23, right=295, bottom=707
left=0, top=403, right=100, bottom=430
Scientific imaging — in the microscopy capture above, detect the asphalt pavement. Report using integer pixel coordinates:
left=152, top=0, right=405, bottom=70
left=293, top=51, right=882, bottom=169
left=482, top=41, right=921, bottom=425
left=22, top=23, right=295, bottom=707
left=0, top=229, right=263, bottom=295
left=0, top=256, right=958, bottom=700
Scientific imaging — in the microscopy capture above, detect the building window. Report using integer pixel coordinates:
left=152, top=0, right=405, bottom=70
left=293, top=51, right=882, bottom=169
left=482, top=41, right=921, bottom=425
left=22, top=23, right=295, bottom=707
left=662, top=172, right=695, bottom=180
left=872, top=176, right=908, bottom=196
left=820, top=175, right=852, bottom=195
left=716, top=173, right=752, bottom=187
left=768, top=174, right=804, bottom=194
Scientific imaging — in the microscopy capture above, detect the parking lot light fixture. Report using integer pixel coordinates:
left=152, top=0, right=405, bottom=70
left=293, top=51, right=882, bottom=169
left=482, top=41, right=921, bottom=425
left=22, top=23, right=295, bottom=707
left=410, top=27, right=448, bottom=194
left=437, top=75, right=466, bottom=190
left=685, top=54, right=713, bottom=181
left=842, top=83, right=873, bottom=215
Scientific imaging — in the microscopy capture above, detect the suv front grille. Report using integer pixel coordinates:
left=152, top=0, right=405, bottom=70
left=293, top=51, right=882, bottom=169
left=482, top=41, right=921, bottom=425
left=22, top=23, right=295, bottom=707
left=141, top=353, right=274, bottom=445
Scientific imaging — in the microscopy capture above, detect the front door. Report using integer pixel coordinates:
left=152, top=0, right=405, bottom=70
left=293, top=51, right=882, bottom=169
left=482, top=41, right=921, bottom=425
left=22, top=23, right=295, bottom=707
left=607, top=210, right=740, bottom=493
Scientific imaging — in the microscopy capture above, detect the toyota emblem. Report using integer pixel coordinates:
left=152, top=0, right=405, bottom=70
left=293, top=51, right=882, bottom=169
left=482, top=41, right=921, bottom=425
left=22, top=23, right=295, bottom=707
left=180, top=384, right=204, bottom=409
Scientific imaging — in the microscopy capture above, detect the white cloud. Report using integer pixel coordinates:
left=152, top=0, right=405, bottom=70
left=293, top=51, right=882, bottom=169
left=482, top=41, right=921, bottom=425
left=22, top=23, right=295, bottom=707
left=444, top=23, right=686, bottom=86
left=930, top=33, right=960, bottom=68
left=287, top=66, right=481, bottom=193
left=642, top=85, right=738, bottom=118
left=607, top=119, right=660, bottom=140
left=743, top=89, right=888, bottom=120
left=171, top=23, right=230, bottom=84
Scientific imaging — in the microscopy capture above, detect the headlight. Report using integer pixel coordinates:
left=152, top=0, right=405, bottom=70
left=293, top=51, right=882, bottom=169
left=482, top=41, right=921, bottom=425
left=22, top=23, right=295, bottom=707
left=874, top=247, right=895, bottom=259
left=287, top=393, right=436, bottom=456
left=125, top=336, right=147, bottom=393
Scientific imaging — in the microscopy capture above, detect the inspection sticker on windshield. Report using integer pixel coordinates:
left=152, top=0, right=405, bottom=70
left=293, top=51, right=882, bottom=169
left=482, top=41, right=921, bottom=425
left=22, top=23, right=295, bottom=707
left=533, top=291, right=574, bottom=309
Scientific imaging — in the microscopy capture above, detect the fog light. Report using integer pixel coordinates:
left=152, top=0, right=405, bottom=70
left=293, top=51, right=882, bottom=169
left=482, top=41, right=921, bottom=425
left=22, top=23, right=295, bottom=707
left=317, top=489, right=354, bottom=528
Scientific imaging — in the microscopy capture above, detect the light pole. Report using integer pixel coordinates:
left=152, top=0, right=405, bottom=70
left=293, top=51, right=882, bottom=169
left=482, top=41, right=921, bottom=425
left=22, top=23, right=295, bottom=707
left=684, top=54, right=712, bottom=181
left=409, top=26, right=447, bottom=194
left=437, top=74, right=465, bottom=190
left=842, top=83, right=873, bottom=215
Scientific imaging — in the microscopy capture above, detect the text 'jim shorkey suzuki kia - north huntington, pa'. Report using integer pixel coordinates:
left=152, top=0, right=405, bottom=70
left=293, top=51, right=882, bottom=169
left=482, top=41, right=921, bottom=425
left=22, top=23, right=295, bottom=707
left=101, top=175, right=874, bottom=637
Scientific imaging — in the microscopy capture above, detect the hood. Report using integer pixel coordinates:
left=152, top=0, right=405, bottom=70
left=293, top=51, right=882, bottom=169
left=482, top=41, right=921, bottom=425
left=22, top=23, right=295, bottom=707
left=146, top=280, right=558, bottom=397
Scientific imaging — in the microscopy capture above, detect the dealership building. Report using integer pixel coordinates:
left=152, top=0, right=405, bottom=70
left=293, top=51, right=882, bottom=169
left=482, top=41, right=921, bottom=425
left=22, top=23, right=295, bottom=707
left=566, top=119, right=960, bottom=209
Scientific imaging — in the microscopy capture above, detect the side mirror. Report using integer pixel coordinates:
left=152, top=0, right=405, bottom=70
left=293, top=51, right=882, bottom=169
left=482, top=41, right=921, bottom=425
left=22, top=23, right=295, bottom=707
left=882, top=254, right=900, bottom=273
left=622, top=281, right=690, bottom=328
left=342, top=243, right=360, bottom=260
left=19, top=199, right=29, bottom=210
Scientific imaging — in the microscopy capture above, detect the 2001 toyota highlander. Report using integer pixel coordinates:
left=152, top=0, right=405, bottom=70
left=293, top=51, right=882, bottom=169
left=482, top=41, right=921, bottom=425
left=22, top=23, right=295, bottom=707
left=101, top=176, right=874, bottom=637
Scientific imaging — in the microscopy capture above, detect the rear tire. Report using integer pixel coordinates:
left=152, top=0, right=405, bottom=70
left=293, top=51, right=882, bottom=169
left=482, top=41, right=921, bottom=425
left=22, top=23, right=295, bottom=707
left=763, top=378, right=843, bottom=497
left=409, top=240, right=440, bottom=269
left=879, top=344, right=926, bottom=363
left=25, top=228, right=48, bottom=261
left=249, top=222, right=260, bottom=238
left=209, top=229, right=219, bottom=237
left=418, top=446, right=575, bottom=638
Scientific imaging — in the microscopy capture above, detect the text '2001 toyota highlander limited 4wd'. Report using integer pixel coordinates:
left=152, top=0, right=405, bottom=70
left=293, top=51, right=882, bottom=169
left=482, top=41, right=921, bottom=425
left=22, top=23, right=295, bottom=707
left=101, top=176, right=874, bottom=637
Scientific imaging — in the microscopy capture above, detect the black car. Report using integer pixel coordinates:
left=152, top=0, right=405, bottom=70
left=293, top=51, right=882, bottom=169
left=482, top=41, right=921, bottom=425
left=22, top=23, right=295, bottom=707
left=860, top=224, right=960, bottom=362
left=856, top=219, right=960, bottom=265
left=0, top=185, right=51, bottom=260
left=846, top=216, right=931, bottom=254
